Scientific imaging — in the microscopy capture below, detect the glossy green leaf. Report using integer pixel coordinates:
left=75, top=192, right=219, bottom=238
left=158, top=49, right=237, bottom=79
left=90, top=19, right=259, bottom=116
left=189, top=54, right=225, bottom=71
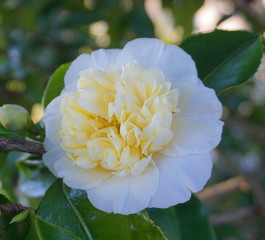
left=42, top=63, right=71, bottom=109
left=0, top=152, right=8, bottom=182
left=0, top=124, right=26, bottom=138
left=28, top=179, right=166, bottom=240
left=26, top=215, right=79, bottom=240
left=148, top=196, right=216, bottom=240
left=180, top=30, right=263, bottom=93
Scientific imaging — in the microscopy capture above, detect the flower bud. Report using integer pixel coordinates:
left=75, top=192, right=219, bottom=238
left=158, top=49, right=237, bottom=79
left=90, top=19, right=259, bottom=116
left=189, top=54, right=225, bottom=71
left=0, top=104, right=31, bottom=131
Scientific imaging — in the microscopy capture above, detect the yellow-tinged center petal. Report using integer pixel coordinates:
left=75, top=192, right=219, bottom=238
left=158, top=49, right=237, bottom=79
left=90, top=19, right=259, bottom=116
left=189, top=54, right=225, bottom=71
left=60, top=63, right=179, bottom=177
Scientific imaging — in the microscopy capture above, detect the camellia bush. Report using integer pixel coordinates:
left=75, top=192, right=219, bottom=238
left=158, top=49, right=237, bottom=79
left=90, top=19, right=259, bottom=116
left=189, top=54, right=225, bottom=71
left=0, top=1, right=265, bottom=240
left=0, top=29, right=263, bottom=240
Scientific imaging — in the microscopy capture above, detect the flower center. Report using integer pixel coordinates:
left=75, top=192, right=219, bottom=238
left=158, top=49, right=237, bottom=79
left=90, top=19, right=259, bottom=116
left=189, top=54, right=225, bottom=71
left=60, top=63, right=179, bottom=177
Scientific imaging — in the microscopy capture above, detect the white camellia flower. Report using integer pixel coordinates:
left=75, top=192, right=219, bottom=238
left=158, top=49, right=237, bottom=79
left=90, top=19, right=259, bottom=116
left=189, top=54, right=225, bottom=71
left=43, top=38, right=223, bottom=215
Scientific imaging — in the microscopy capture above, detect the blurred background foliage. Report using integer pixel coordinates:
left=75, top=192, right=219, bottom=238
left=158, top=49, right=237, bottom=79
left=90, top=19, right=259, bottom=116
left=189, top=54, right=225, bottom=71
left=0, top=0, right=265, bottom=239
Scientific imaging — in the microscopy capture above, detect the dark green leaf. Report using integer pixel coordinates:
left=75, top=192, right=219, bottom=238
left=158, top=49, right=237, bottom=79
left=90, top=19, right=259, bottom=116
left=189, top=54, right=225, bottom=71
left=180, top=30, right=263, bottom=93
left=148, top=196, right=216, bottom=240
left=42, top=63, right=71, bottom=109
left=0, top=124, right=26, bottom=138
left=29, top=179, right=166, bottom=240
left=26, top=215, right=79, bottom=240
left=0, top=193, right=11, bottom=204
left=214, top=224, right=247, bottom=240
left=0, top=152, right=8, bottom=181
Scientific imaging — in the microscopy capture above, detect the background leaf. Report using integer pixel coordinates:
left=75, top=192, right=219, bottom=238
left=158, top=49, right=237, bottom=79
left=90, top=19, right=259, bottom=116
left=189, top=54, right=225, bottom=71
left=42, top=63, right=71, bottom=109
left=26, top=179, right=166, bottom=240
left=163, top=0, right=204, bottom=39
left=148, top=196, right=216, bottom=240
left=0, top=152, right=8, bottom=182
left=180, top=30, right=263, bottom=93
left=0, top=124, right=26, bottom=138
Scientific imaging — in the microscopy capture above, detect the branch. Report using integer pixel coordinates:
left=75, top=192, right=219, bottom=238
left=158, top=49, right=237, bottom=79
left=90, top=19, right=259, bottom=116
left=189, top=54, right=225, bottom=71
left=197, top=176, right=249, bottom=202
left=0, top=203, right=33, bottom=217
left=234, top=0, right=265, bottom=29
left=226, top=116, right=265, bottom=143
left=211, top=203, right=265, bottom=225
left=0, top=136, right=45, bottom=156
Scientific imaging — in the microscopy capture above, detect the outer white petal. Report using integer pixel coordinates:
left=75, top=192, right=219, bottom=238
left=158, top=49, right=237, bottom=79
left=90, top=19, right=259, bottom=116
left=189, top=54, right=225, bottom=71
left=64, top=50, right=121, bottom=92
left=115, top=38, right=198, bottom=83
left=161, top=82, right=223, bottom=156
left=115, top=38, right=165, bottom=69
left=155, top=44, right=198, bottom=84
left=54, top=155, right=111, bottom=190
left=43, top=95, right=64, bottom=145
left=149, top=152, right=212, bottom=208
left=91, top=49, right=121, bottom=71
left=174, top=82, right=223, bottom=118
left=161, top=115, right=223, bottom=156
left=43, top=138, right=64, bottom=177
left=64, top=54, right=92, bottom=92
left=86, top=161, right=159, bottom=215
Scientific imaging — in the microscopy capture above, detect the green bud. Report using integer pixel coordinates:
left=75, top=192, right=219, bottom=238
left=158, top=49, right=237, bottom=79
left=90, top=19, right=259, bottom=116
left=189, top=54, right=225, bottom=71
left=0, top=104, right=31, bottom=131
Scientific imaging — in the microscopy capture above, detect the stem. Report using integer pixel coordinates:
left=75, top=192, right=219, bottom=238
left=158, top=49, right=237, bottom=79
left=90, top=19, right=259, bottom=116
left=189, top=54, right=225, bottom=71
left=0, top=136, right=45, bottom=156
left=0, top=203, right=33, bottom=216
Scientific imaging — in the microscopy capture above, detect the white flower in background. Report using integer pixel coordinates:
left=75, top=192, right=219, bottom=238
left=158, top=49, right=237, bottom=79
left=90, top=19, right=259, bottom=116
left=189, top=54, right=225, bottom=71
left=43, top=38, right=223, bottom=215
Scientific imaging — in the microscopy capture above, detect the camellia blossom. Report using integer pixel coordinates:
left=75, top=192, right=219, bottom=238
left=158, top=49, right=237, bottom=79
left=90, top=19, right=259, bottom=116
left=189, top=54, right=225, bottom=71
left=43, top=38, right=223, bottom=215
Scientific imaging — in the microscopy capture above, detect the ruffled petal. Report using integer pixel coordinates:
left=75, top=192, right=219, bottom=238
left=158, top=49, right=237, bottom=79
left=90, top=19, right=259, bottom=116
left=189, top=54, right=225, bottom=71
left=64, top=50, right=121, bottom=92
left=43, top=95, right=64, bottom=145
left=54, top=155, right=111, bottom=190
left=149, top=152, right=212, bottom=208
left=86, top=161, right=159, bottom=214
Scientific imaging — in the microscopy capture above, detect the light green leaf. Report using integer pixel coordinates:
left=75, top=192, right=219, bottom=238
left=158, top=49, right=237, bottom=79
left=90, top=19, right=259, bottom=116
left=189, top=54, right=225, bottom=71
left=10, top=210, right=29, bottom=224
left=27, top=179, right=166, bottom=240
left=180, top=30, right=263, bottom=93
left=148, top=196, right=216, bottom=240
left=42, top=63, right=71, bottom=109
